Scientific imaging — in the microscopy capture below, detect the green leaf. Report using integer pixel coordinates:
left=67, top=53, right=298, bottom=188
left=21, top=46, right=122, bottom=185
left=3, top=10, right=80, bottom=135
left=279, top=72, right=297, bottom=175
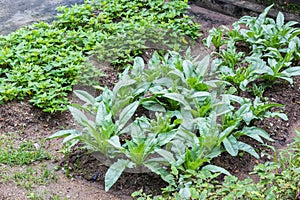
left=74, top=90, right=95, bottom=105
left=68, top=106, right=89, bottom=126
left=196, top=55, right=210, bottom=76
left=62, top=134, right=81, bottom=144
left=238, top=141, right=259, bottom=159
left=155, top=149, right=175, bottom=164
left=190, top=91, right=210, bottom=98
left=182, top=60, right=193, bottom=79
left=179, top=187, right=191, bottom=199
left=132, top=57, right=144, bottom=76
left=117, top=101, right=139, bottom=130
left=163, top=93, right=191, bottom=110
left=142, top=102, right=166, bottom=112
left=105, top=159, right=133, bottom=191
left=202, top=164, right=231, bottom=176
left=96, top=102, right=110, bottom=126
left=113, top=79, right=136, bottom=96
left=281, top=67, right=300, bottom=77
left=47, top=129, right=77, bottom=139
left=242, top=126, right=274, bottom=143
left=276, top=12, right=284, bottom=27
left=223, top=135, right=239, bottom=156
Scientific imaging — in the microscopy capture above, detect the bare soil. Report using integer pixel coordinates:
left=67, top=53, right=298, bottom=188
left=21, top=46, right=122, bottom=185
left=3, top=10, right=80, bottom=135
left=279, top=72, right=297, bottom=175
left=0, top=3, right=299, bottom=200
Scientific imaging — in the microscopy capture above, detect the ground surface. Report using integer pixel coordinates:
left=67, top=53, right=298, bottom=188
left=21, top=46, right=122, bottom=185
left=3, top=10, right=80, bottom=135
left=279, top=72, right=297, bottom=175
left=0, top=1, right=299, bottom=200
left=0, top=0, right=83, bottom=35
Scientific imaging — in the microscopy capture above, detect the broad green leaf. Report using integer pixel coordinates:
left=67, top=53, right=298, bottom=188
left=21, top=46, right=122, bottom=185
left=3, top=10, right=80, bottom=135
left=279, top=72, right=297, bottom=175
left=143, top=161, right=174, bottom=184
left=196, top=55, right=210, bottom=76
left=62, top=133, right=81, bottom=144
left=179, top=186, right=191, bottom=199
left=281, top=67, right=300, bottom=77
left=265, top=112, right=288, bottom=121
left=153, top=77, right=173, bottom=88
left=74, top=90, right=95, bottom=105
left=238, top=141, right=259, bottom=159
left=276, top=12, right=284, bottom=27
left=132, top=57, right=144, bottom=76
left=182, top=60, right=193, bottom=79
left=108, top=135, right=122, bottom=149
left=117, top=101, right=139, bottom=130
left=155, top=149, right=175, bottom=164
left=242, top=126, right=274, bottom=142
left=113, top=79, right=136, bottom=96
left=223, top=135, right=239, bottom=156
left=148, top=52, right=161, bottom=70
left=142, top=102, right=166, bottom=112
left=68, top=105, right=89, bottom=126
left=190, top=91, right=210, bottom=98
left=47, top=129, right=77, bottom=139
left=202, top=164, right=231, bottom=175
left=96, top=102, right=110, bottom=126
left=163, top=93, right=191, bottom=110
left=105, top=159, right=133, bottom=191
left=218, top=124, right=239, bottom=144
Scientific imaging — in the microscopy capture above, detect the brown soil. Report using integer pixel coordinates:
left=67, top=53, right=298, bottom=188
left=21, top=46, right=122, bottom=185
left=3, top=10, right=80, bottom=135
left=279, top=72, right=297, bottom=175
left=0, top=3, right=300, bottom=200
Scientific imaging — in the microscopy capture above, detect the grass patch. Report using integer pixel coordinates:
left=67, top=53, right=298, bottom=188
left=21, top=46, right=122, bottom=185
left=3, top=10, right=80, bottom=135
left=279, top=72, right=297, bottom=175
left=0, top=134, right=50, bottom=166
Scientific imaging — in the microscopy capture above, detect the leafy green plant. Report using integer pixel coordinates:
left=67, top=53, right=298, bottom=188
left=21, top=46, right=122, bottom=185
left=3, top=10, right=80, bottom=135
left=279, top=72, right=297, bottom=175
left=203, top=27, right=228, bottom=52
left=133, top=130, right=300, bottom=200
left=51, top=49, right=287, bottom=193
left=207, top=5, right=300, bottom=95
left=0, top=0, right=200, bottom=112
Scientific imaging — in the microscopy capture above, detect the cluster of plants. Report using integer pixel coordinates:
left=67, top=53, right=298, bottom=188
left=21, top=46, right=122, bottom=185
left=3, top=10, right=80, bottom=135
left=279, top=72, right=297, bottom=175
left=133, top=130, right=300, bottom=199
left=0, top=0, right=199, bottom=112
left=49, top=5, right=300, bottom=199
left=204, top=5, right=300, bottom=98
left=49, top=49, right=287, bottom=193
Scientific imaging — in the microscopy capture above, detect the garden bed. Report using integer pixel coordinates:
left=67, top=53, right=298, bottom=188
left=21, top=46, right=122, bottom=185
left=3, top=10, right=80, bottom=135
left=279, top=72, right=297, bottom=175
left=0, top=1, right=299, bottom=200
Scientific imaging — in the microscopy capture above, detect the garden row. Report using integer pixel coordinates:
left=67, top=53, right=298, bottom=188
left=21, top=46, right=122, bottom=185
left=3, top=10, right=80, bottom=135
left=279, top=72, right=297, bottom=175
left=0, top=0, right=299, bottom=199
left=50, top=4, right=300, bottom=200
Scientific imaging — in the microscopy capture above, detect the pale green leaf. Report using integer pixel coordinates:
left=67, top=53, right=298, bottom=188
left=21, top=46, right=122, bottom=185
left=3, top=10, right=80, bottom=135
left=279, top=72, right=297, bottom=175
left=132, top=57, right=144, bottom=76
left=96, top=102, right=110, bottom=126
left=47, top=130, right=78, bottom=139
left=163, top=93, right=191, bottom=110
left=202, top=164, right=231, bottom=176
left=196, top=55, right=210, bottom=76
left=113, top=79, right=136, bottom=96
left=155, top=149, right=175, bottom=164
left=68, top=106, right=89, bottom=126
left=238, top=141, right=259, bottom=159
left=117, top=101, right=139, bottom=130
left=276, top=12, right=284, bottom=27
left=223, top=135, right=238, bottom=156
left=74, top=90, right=95, bottom=105
left=105, top=159, right=133, bottom=191
left=242, top=126, right=274, bottom=142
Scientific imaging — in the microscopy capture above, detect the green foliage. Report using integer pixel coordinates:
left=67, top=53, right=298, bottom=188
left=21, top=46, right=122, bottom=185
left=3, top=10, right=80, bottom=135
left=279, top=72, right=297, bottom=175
left=50, top=50, right=285, bottom=192
left=0, top=137, right=50, bottom=166
left=132, top=130, right=300, bottom=200
left=0, top=0, right=199, bottom=112
left=208, top=5, right=300, bottom=94
left=1, top=164, right=57, bottom=191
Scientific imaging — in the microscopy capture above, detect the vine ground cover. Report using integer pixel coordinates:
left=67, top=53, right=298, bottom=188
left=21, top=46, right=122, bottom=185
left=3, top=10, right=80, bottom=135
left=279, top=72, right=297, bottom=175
left=0, top=1, right=299, bottom=200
